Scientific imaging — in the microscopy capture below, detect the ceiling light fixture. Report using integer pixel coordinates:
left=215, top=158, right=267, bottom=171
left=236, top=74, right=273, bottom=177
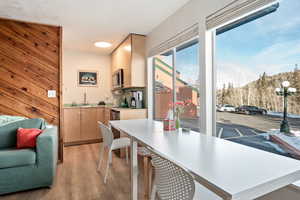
left=124, top=45, right=131, bottom=52
left=94, top=42, right=112, bottom=48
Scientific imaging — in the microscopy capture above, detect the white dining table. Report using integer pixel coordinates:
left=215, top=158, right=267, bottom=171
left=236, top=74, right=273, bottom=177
left=109, top=119, right=300, bottom=200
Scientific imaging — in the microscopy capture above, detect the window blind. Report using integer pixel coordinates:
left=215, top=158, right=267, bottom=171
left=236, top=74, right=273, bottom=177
left=148, top=23, right=199, bottom=57
left=216, top=3, right=279, bottom=35
left=206, top=0, right=278, bottom=30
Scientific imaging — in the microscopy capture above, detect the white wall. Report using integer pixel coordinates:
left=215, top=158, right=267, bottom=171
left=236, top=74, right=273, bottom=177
left=62, top=49, right=112, bottom=104
left=146, top=0, right=232, bottom=53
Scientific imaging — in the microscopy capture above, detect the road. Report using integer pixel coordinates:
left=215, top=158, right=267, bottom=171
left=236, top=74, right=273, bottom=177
left=181, top=112, right=300, bottom=139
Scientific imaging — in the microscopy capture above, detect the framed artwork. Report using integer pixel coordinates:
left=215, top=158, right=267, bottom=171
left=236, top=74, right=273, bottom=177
left=78, top=70, right=98, bottom=87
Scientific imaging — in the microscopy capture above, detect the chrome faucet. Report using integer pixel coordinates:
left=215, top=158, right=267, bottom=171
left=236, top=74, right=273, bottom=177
left=84, top=91, right=87, bottom=105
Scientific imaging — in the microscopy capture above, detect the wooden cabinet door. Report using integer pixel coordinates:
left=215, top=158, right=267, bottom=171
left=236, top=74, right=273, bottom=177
left=80, top=108, right=98, bottom=141
left=96, top=108, right=105, bottom=139
left=121, top=36, right=132, bottom=88
left=63, top=108, right=81, bottom=143
left=104, top=108, right=111, bottom=125
left=111, top=50, right=118, bottom=75
left=131, top=34, right=146, bottom=87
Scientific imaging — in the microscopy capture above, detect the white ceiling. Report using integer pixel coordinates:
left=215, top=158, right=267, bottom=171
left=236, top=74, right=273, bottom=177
left=0, top=0, right=190, bottom=55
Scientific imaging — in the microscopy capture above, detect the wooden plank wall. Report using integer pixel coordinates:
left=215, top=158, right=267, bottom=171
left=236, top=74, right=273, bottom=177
left=0, top=18, right=62, bottom=157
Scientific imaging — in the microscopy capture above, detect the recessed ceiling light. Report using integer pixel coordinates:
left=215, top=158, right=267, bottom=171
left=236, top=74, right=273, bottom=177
left=124, top=45, right=131, bottom=51
left=94, top=42, right=112, bottom=48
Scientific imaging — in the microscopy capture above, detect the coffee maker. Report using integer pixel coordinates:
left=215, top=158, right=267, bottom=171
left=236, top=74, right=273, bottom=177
left=130, top=91, right=143, bottom=109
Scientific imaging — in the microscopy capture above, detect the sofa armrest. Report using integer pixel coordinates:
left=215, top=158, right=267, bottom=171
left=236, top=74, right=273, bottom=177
left=36, top=126, right=58, bottom=177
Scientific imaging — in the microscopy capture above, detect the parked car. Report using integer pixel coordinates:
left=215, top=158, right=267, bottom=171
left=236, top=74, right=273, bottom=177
left=236, top=105, right=267, bottom=115
left=217, top=104, right=236, bottom=112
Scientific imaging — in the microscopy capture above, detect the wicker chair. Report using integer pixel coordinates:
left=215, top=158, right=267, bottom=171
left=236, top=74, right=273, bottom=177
left=138, top=147, right=153, bottom=198
left=150, top=152, right=195, bottom=200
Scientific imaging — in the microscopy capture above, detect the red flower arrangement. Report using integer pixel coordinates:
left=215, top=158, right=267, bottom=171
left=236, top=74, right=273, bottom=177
left=168, top=99, right=193, bottom=129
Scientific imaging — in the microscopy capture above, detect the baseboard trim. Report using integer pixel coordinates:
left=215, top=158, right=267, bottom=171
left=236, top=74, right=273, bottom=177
left=64, top=139, right=103, bottom=147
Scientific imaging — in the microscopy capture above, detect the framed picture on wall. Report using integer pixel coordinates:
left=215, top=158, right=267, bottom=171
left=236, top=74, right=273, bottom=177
left=78, top=70, right=98, bottom=87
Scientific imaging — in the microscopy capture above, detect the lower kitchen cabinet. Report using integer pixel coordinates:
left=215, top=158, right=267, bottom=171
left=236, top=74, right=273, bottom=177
left=63, top=108, right=81, bottom=143
left=80, top=108, right=99, bottom=141
left=63, top=107, right=107, bottom=146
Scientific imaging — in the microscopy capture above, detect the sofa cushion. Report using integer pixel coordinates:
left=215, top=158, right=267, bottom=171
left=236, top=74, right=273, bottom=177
left=0, top=115, right=28, bottom=127
left=0, top=118, right=45, bottom=149
left=0, top=148, right=36, bottom=169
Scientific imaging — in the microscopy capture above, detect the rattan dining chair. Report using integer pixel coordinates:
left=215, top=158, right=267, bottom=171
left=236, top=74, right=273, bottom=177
left=97, top=122, right=130, bottom=183
left=138, top=147, right=153, bottom=198
left=150, top=151, right=195, bottom=200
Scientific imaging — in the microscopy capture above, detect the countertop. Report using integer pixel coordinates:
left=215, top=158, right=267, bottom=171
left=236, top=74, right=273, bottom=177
left=63, top=104, right=147, bottom=111
left=63, top=104, right=111, bottom=109
left=110, top=108, right=147, bottom=112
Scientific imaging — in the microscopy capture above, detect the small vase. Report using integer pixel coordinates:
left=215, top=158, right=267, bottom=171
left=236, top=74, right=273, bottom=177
left=175, top=116, right=181, bottom=129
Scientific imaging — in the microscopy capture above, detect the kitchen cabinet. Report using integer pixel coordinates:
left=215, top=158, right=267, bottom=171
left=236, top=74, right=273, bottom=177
left=104, top=107, right=111, bottom=125
left=80, top=108, right=99, bottom=141
left=63, top=107, right=109, bottom=146
left=111, top=34, right=146, bottom=88
left=63, top=108, right=81, bottom=143
left=110, top=108, right=147, bottom=158
left=111, top=108, right=147, bottom=120
left=63, top=106, right=147, bottom=146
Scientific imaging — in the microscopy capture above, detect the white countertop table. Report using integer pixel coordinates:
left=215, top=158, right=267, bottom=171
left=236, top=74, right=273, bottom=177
left=110, top=119, right=300, bottom=200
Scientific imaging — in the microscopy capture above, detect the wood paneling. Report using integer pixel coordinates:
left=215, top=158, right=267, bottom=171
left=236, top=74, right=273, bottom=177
left=0, top=18, right=61, bottom=124
left=0, top=18, right=62, bottom=157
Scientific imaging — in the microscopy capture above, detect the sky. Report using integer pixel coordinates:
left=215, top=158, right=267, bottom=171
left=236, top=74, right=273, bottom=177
left=176, top=43, right=199, bottom=85
left=159, top=43, right=199, bottom=85
left=159, top=0, right=300, bottom=90
left=216, top=0, right=300, bottom=89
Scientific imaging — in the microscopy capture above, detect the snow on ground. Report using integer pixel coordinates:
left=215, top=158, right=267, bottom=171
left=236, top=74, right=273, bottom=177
left=267, top=111, right=300, bottom=119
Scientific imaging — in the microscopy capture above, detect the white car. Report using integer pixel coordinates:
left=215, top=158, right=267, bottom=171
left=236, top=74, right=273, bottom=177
left=218, top=104, right=236, bottom=112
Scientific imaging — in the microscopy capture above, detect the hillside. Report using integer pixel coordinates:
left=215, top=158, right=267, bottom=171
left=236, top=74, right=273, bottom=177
left=217, top=68, right=300, bottom=114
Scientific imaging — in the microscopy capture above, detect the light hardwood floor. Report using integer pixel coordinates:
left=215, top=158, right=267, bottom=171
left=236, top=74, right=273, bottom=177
left=1, top=143, right=147, bottom=200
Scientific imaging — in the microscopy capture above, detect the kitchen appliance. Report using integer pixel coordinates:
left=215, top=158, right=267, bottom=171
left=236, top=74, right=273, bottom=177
left=130, top=91, right=143, bottom=108
left=98, top=101, right=106, bottom=105
left=112, top=69, right=124, bottom=89
left=111, top=109, right=120, bottom=120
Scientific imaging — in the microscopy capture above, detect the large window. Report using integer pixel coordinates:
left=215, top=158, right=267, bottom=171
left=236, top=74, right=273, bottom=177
left=216, top=0, right=300, bottom=139
left=153, top=40, right=200, bottom=131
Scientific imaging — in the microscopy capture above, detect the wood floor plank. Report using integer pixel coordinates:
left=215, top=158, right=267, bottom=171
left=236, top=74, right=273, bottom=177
left=0, top=144, right=149, bottom=200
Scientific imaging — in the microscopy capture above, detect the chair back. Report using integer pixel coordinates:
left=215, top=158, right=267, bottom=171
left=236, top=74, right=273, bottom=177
left=151, top=151, right=195, bottom=200
left=98, top=122, right=114, bottom=148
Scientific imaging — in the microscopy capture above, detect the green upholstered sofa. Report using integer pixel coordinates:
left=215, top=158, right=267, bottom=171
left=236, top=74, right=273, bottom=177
left=0, top=118, right=58, bottom=195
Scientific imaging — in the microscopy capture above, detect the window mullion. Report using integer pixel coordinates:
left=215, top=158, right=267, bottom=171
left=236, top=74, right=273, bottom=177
left=172, top=48, right=177, bottom=114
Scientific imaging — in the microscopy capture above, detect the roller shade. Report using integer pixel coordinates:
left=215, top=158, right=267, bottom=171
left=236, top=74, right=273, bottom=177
left=206, top=0, right=278, bottom=30
left=216, top=3, right=279, bottom=35
left=148, top=23, right=199, bottom=57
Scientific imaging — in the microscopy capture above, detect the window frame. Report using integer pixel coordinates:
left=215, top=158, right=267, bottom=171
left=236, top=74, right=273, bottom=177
left=151, top=37, right=200, bottom=122
left=211, top=2, right=280, bottom=137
